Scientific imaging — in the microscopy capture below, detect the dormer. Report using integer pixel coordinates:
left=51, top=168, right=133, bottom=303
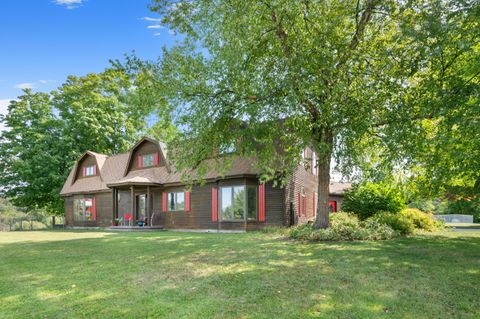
left=124, top=137, right=169, bottom=176
left=72, top=151, right=106, bottom=184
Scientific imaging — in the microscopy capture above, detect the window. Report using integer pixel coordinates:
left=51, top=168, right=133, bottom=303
left=142, top=153, right=155, bottom=167
left=85, top=165, right=95, bottom=176
left=301, top=188, right=306, bottom=217
left=247, top=186, right=257, bottom=220
left=137, top=194, right=146, bottom=220
left=220, top=185, right=257, bottom=221
left=219, top=141, right=237, bottom=154
left=74, top=197, right=95, bottom=221
left=168, top=191, right=185, bottom=211
left=312, top=152, right=317, bottom=175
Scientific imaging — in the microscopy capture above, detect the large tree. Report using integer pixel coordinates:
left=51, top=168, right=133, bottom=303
left=0, top=67, right=164, bottom=214
left=148, top=0, right=479, bottom=228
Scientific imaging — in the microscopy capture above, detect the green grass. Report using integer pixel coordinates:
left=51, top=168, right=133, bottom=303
left=0, top=230, right=479, bottom=319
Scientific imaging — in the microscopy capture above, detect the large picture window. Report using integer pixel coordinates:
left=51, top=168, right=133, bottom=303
left=142, top=154, right=155, bottom=167
left=220, top=185, right=257, bottom=221
left=73, top=197, right=95, bottom=222
left=168, top=191, right=185, bottom=211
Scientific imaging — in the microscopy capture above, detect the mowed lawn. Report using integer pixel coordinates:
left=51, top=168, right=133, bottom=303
left=0, top=231, right=479, bottom=319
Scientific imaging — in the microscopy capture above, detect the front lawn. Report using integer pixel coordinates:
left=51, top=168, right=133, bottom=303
left=0, top=230, right=479, bottom=318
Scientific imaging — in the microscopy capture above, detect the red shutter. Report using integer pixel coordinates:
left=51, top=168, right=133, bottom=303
left=93, top=164, right=97, bottom=176
left=83, top=167, right=86, bottom=177
left=298, top=192, right=302, bottom=217
left=258, top=184, right=266, bottom=222
left=162, top=192, right=167, bottom=212
left=305, top=194, right=308, bottom=218
left=93, top=197, right=97, bottom=221
left=138, top=155, right=142, bottom=169
left=154, top=152, right=159, bottom=166
left=212, top=187, right=218, bottom=222
left=185, top=191, right=191, bottom=212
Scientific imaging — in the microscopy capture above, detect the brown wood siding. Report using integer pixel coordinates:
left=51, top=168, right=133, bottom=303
left=153, top=178, right=284, bottom=230
left=284, top=148, right=345, bottom=225
left=75, top=155, right=96, bottom=180
left=64, top=196, right=73, bottom=226
left=154, top=183, right=217, bottom=230
left=284, top=146, right=320, bottom=225
left=265, top=182, right=285, bottom=226
left=128, top=141, right=164, bottom=172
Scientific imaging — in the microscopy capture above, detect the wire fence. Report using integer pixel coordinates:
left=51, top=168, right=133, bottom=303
left=0, top=215, right=65, bottom=231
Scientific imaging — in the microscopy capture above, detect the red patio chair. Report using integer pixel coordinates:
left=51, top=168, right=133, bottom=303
left=123, top=213, right=133, bottom=226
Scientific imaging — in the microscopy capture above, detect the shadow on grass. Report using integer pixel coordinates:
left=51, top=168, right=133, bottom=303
left=0, top=231, right=479, bottom=318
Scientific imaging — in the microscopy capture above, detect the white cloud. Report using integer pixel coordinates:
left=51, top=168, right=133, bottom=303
left=54, top=0, right=83, bottom=9
left=14, top=80, right=55, bottom=90
left=168, top=29, right=175, bottom=35
left=38, top=79, right=56, bottom=85
left=0, top=99, right=14, bottom=132
left=141, top=16, right=167, bottom=36
left=14, top=83, right=35, bottom=89
left=141, top=17, right=162, bottom=22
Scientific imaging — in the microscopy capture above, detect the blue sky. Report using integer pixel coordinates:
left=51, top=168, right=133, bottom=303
left=0, top=0, right=178, bottom=129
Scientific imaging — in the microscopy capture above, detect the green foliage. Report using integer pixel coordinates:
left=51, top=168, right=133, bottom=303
left=342, top=182, right=406, bottom=219
left=408, top=199, right=437, bottom=213
left=371, top=211, right=416, bottom=235
left=289, top=212, right=397, bottom=241
left=0, top=65, right=169, bottom=215
left=371, top=208, right=440, bottom=235
left=148, top=0, right=479, bottom=228
left=400, top=208, right=437, bottom=232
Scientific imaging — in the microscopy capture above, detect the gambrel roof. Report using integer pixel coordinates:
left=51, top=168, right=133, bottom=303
left=60, top=137, right=259, bottom=196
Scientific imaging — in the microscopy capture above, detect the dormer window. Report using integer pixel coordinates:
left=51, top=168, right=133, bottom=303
left=136, top=150, right=159, bottom=170
left=141, top=153, right=155, bottom=168
left=84, top=165, right=96, bottom=177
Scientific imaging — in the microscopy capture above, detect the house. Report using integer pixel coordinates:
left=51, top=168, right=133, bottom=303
left=60, top=137, right=350, bottom=231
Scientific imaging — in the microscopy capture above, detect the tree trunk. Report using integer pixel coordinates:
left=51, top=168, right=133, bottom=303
left=314, top=128, right=333, bottom=229
left=315, top=157, right=331, bottom=229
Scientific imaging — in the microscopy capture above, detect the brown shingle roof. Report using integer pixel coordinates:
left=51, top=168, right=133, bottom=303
left=329, top=181, right=352, bottom=195
left=60, top=141, right=260, bottom=196
left=60, top=137, right=349, bottom=196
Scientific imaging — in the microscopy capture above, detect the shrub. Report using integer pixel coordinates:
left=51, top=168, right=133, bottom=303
left=342, top=182, right=406, bottom=220
left=288, top=212, right=397, bottom=241
left=362, top=219, right=398, bottom=240
left=371, top=208, right=440, bottom=234
left=400, top=208, right=436, bottom=231
left=371, top=211, right=415, bottom=235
